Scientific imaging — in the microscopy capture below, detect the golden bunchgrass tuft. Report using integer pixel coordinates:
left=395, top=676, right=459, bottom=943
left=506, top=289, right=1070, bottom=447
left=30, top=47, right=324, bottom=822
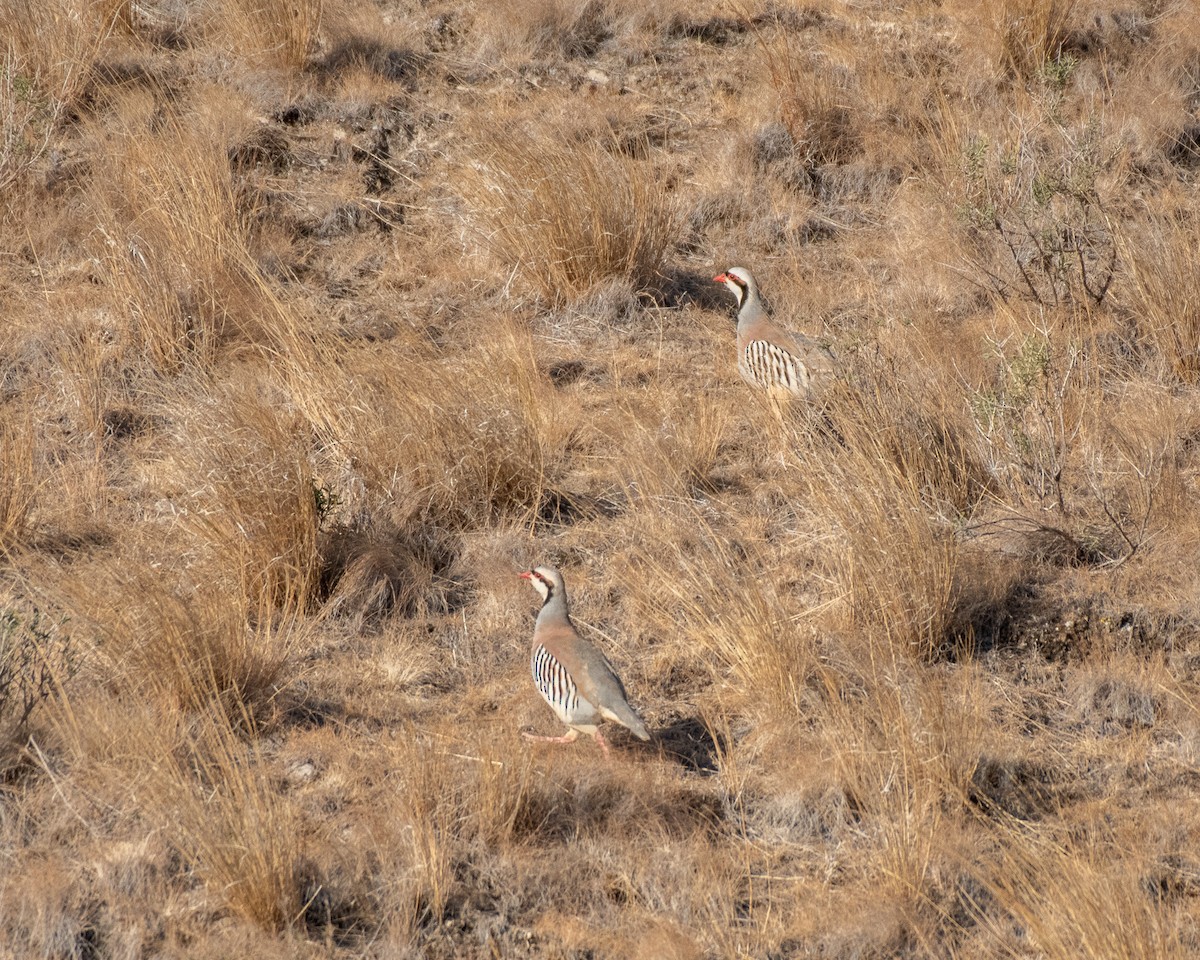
left=462, top=121, right=676, bottom=304
left=822, top=661, right=985, bottom=910
left=794, top=383, right=963, bottom=660
left=0, top=411, right=36, bottom=552
left=0, top=0, right=116, bottom=192
left=320, top=528, right=447, bottom=623
left=762, top=41, right=860, bottom=169
left=51, top=561, right=290, bottom=723
left=87, top=94, right=266, bottom=375
left=988, top=0, right=1076, bottom=80
left=164, top=380, right=322, bottom=614
left=208, top=0, right=324, bottom=70
left=972, top=820, right=1181, bottom=959
left=622, top=504, right=820, bottom=722
left=144, top=704, right=305, bottom=932
left=380, top=732, right=541, bottom=936
left=615, top=387, right=730, bottom=500
left=281, top=317, right=572, bottom=531
left=1116, top=211, right=1200, bottom=383
left=130, top=586, right=290, bottom=721
left=391, top=738, right=456, bottom=930
left=44, top=314, right=121, bottom=443
left=470, top=0, right=613, bottom=62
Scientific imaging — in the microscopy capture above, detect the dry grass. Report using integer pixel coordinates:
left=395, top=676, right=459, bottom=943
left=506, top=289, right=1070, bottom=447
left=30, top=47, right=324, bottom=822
left=467, top=0, right=706, bottom=64
left=1116, top=210, right=1200, bottom=383
left=974, top=819, right=1182, bottom=959
left=39, top=558, right=291, bottom=742
left=382, top=733, right=543, bottom=932
left=471, top=0, right=612, bottom=62
left=86, top=95, right=268, bottom=376
left=3, top=0, right=1200, bottom=956
left=0, top=411, right=36, bottom=552
left=463, top=118, right=676, bottom=304
left=0, top=0, right=118, bottom=193
left=794, top=381, right=970, bottom=660
left=989, top=0, right=1077, bottom=80
left=164, top=380, right=324, bottom=613
left=144, top=703, right=306, bottom=931
left=823, top=663, right=984, bottom=921
left=280, top=316, right=574, bottom=533
left=760, top=31, right=862, bottom=171
left=623, top=502, right=820, bottom=722
left=209, top=0, right=324, bottom=69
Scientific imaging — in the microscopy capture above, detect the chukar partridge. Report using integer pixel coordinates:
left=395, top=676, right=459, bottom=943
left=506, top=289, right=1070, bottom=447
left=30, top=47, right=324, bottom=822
left=713, top=266, right=836, bottom=400
left=519, top=566, right=650, bottom=757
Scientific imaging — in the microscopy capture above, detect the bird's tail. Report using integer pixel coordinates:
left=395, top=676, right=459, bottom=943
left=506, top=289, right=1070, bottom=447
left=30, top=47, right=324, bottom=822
left=610, top=702, right=650, bottom=741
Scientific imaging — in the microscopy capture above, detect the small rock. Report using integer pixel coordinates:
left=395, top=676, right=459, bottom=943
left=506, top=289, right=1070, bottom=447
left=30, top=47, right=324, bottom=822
left=287, top=759, right=317, bottom=784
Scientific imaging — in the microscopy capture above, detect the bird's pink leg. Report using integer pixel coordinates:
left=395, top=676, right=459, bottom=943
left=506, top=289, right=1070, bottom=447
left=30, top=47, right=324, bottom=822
left=522, top=729, right=580, bottom=746
left=593, top=729, right=612, bottom=759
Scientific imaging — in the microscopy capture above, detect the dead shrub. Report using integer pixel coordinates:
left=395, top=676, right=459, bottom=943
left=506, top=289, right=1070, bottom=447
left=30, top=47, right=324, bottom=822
left=954, top=122, right=1116, bottom=308
left=964, top=314, right=1083, bottom=509
left=0, top=598, right=72, bottom=773
left=962, top=304, right=1167, bottom=567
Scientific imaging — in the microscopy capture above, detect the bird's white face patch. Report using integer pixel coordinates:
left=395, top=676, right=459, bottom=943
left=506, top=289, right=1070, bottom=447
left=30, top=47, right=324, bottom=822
left=714, top=269, right=747, bottom=307
left=523, top=567, right=557, bottom=602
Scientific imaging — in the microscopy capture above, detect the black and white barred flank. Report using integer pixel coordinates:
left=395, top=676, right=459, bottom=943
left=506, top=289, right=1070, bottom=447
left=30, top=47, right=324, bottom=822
left=531, top=643, right=579, bottom=716
left=742, top=340, right=808, bottom=393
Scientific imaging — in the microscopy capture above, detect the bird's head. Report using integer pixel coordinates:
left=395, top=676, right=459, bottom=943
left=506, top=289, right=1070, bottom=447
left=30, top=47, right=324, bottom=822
left=520, top=565, right=563, bottom=604
left=712, top=266, right=754, bottom=308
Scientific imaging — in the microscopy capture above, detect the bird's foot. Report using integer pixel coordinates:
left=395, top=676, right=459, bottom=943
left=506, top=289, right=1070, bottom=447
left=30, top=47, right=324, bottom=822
left=522, top=729, right=580, bottom=746
left=594, top=729, right=612, bottom=759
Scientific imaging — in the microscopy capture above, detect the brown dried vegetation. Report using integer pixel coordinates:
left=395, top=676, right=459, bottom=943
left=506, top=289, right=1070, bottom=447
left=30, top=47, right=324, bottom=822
left=3, top=0, right=1200, bottom=956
